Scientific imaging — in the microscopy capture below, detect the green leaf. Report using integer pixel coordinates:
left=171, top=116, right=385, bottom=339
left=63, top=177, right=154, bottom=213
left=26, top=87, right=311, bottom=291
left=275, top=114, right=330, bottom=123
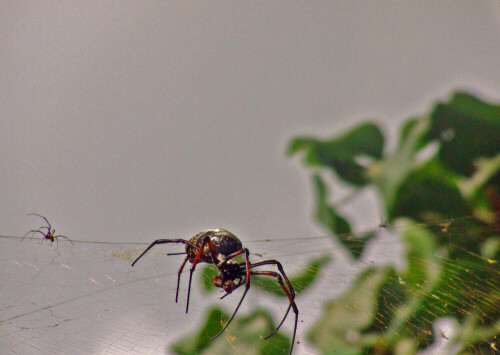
left=200, top=264, right=219, bottom=292
left=306, top=267, right=392, bottom=354
left=288, top=123, right=384, bottom=186
left=170, top=307, right=226, bottom=355
left=385, top=220, right=499, bottom=348
left=390, top=159, right=470, bottom=222
left=254, top=254, right=331, bottom=296
left=171, top=307, right=291, bottom=355
left=401, top=220, right=439, bottom=290
left=369, top=117, right=430, bottom=216
left=313, top=174, right=374, bottom=258
left=458, top=154, right=500, bottom=199
left=426, top=92, right=500, bottom=176
left=313, top=174, right=352, bottom=236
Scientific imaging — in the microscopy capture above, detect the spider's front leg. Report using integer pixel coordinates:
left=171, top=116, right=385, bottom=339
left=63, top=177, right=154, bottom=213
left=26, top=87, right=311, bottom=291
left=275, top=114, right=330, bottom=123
left=185, top=236, right=220, bottom=314
left=131, top=239, right=195, bottom=267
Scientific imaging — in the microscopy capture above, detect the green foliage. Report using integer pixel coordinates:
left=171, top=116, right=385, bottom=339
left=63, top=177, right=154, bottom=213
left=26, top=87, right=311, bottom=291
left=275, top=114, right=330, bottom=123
left=426, top=92, right=500, bottom=177
left=200, top=264, right=219, bottom=292
left=313, top=174, right=374, bottom=258
left=253, top=255, right=331, bottom=296
left=306, top=267, right=392, bottom=354
left=171, top=307, right=290, bottom=355
left=178, top=91, right=499, bottom=354
left=288, top=123, right=384, bottom=186
left=292, top=91, right=500, bottom=353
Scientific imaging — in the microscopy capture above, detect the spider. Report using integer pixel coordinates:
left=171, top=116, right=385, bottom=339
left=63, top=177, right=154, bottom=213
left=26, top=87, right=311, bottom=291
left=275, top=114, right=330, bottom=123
left=131, top=228, right=298, bottom=355
left=23, top=214, right=73, bottom=245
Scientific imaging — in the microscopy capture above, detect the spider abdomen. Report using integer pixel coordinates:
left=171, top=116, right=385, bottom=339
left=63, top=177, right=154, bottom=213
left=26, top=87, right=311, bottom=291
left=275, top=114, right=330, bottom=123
left=185, top=228, right=243, bottom=263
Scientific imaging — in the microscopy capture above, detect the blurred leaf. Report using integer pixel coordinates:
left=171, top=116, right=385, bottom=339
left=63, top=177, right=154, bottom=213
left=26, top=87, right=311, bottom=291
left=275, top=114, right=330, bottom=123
left=458, top=154, right=500, bottom=199
left=386, top=221, right=499, bottom=347
left=481, top=236, right=500, bottom=260
left=313, top=174, right=352, bottom=236
left=381, top=222, right=445, bottom=346
left=170, top=307, right=226, bottom=355
left=401, top=220, right=439, bottom=290
left=288, top=123, right=384, bottom=186
left=254, top=254, right=331, bottom=296
left=313, top=174, right=374, bottom=258
left=171, top=306, right=290, bottom=355
left=200, top=264, right=219, bottom=292
left=390, top=159, right=470, bottom=222
left=306, top=267, right=391, bottom=354
left=398, top=117, right=427, bottom=151
left=369, top=117, right=430, bottom=216
left=426, top=92, right=500, bottom=176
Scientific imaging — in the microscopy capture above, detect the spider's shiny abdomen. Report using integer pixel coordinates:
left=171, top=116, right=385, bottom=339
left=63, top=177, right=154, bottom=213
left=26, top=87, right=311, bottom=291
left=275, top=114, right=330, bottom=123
left=185, top=228, right=243, bottom=263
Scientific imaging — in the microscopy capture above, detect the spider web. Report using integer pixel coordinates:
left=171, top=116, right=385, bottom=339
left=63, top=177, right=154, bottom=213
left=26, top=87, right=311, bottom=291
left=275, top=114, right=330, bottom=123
left=0, top=216, right=498, bottom=354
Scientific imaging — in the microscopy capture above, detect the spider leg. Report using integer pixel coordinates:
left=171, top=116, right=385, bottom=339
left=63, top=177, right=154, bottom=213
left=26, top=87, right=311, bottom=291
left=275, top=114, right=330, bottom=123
left=27, top=226, right=50, bottom=233
left=131, top=239, right=196, bottom=267
left=54, top=235, right=74, bottom=245
left=210, top=248, right=251, bottom=340
left=176, top=256, right=189, bottom=303
left=250, top=270, right=298, bottom=355
left=21, top=229, right=47, bottom=241
left=27, top=214, right=52, bottom=231
left=248, top=259, right=296, bottom=339
left=186, top=236, right=219, bottom=314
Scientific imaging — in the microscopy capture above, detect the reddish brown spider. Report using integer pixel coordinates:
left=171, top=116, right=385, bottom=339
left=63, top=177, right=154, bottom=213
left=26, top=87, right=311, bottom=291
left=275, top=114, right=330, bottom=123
left=23, top=214, right=73, bottom=245
left=131, top=228, right=298, bottom=355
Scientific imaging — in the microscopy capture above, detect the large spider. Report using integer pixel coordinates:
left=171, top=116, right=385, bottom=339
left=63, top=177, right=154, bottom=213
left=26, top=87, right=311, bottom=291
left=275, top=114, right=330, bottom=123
left=131, top=228, right=298, bottom=355
left=23, top=214, right=73, bottom=245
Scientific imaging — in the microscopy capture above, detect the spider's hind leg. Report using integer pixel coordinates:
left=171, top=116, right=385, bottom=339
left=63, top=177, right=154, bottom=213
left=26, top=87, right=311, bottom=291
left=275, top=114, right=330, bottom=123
left=250, top=270, right=298, bottom=355
left=22, top=229, right=47, bottom=241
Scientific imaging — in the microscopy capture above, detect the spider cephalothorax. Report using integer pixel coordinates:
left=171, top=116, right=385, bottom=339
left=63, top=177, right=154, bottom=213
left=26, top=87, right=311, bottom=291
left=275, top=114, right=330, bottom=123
left=131, top=228, right=298, bottom=355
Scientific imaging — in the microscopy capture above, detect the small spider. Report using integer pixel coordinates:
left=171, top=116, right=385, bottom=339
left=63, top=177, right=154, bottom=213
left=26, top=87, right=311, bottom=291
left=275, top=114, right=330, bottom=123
left=131, top=228, right=298, bottom=355
left=23, top=214, right=73, bottom=245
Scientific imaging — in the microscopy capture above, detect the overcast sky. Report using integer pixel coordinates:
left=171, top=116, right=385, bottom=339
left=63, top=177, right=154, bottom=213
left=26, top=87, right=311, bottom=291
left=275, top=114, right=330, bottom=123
left=1, top=2, right=500, bottom=243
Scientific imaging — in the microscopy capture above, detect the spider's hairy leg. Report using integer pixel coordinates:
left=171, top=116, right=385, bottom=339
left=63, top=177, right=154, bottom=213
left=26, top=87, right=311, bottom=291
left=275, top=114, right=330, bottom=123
left=210, top=248, right=251, bottom=340
left=250, top=270, right=298, bottom=355
left=186, top=236, right=219, bottom=314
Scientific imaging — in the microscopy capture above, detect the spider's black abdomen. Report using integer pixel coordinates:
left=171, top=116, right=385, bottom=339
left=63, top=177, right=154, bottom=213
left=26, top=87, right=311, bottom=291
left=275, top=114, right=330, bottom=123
left=186, top=228, right=243, bottom=263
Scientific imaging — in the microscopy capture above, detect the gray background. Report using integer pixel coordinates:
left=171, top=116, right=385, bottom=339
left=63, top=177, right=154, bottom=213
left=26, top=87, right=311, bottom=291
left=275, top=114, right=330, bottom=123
left=1, top=2, right=500, bottom=355
left=2, top=2, right=500, bottom=242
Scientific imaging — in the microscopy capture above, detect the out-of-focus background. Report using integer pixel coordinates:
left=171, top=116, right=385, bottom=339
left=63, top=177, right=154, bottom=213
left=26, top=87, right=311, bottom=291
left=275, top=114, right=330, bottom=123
left=1, top=2, right=500, bottom=355
left=2, top=2, right=500, bottom=242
